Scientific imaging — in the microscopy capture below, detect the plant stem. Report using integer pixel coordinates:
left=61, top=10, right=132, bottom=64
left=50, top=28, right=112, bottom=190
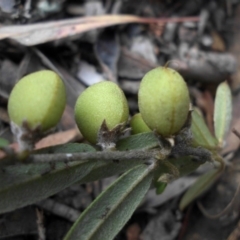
left=26, top=149, right=167, bottom=164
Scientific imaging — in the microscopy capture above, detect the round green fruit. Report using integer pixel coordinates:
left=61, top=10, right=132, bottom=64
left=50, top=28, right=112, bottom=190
left=8, top=70, right=66, bottom=132
left=74, top=81, right=129, bottom=144
left=130, top=113, right=151, bottom=135
left=138, top=67, right=190, bottom=137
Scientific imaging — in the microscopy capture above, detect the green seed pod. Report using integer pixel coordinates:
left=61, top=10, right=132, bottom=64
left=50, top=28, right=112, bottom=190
left=8, top=70, right=66, bottom=132
left=74, top=81, right=129, bottom=144
left=138, top=67, right=190, bottom=137
left=130, top=113, right=151, bottom=135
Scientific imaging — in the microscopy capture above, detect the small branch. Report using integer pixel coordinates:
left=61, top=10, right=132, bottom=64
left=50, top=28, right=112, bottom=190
left=27, top=149, right=166, bottom=164
left=36, top=209, right=46, bottom=240
left=36, top=199, right=80, bottom=222
left=197, top=182, right=240, bottom=219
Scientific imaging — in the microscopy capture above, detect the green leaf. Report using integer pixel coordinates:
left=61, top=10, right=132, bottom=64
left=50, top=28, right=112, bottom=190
left=154, top=156, right=204, bottom=180
left=179, top=169, right=221, bottom=211
left=116, top=132, right=159, bottom=150
left=36, top=144, right=142, bottom=183
left=191, top=110, right=218, bottom=149
left=169, top=157, right=204, bottom=177
left=152, top=156, right=205, bottom=189
left=64, top=164, right=154, bottom=240
left=214, top=81, right=232, bottom=145
left=0, top=143, right=97, bottom=214
left=0, top=143, right=152, bottom=213
left=33, top=142, right=95, bottom=154
left=80, top=132, right=159, bottom=183
left=155, top=182, right=167, bottom=194
left=0, top=137, right=9, bottom=148
left=79, top=159, right=145, bottom=184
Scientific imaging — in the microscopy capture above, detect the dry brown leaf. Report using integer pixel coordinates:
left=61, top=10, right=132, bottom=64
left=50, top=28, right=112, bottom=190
left=60, top=105, right=76, bottom=130
left=35, top=128, right=82, bottom=149
left=0, top=15, right=199, bottom=46
left=0, top=128, right=82, bottom=159
left=211, top=31, right=225, bottom=52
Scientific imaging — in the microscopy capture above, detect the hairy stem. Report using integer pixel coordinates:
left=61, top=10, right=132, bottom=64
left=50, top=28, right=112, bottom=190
left=26, top=149, right=167, bottom=164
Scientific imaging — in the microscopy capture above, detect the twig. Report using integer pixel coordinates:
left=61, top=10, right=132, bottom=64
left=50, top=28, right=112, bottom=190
left=197, top=182, right=240, bottom=219
left=36, top=209, right=46, bottom=240
left=26, top=149, right=166, bottom=164
left=36, top=199, right=80, bottom=222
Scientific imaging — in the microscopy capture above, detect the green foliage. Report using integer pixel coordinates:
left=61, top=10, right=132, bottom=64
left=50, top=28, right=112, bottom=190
left=191, top=110, right=218, bottom=149
left=179, top=81, right=232, bottom=210
left=214, top=81, right=232, bottom=146
left=3, top=70, right=232, bottom=240
left=116, top=132, right=159, bottom=150
left=64, top=165, right=153, bottom=240
left=0, top=143, right=97, bottom=214
left=179, top=169, right=221, bottom=211
left=155, top=182, right=167, bottom=194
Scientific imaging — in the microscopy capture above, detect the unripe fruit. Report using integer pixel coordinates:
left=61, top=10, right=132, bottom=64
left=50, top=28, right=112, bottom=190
left=8, top=70, right=66, bottom=132
left=138, top=67, right=190, bottom=137
left=74, top=81, right=129, bottom=144
left=130, top=113, right=151, bottom=135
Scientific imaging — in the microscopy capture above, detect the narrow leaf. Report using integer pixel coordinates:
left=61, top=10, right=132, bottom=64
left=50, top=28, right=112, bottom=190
left=116, top=132, right=159, bottom=150
left=0, top=15, right=199, bottom=46
left=79, top=159, right=145, bottom=184
left=168, top=157, right=204, bottom=177
left=214, top=81, right=232, bottom=145
left=82, top=155, right=204, bottom=185
left=64, top=164, right=154, bottom=240
left=154, top=156, right=205, bottom=181
left=155, top=182, right=167, bottom=194
left=0, top=143, right=97, bottom=214
left=0, top=143, right=152, bottom=213
left=191, top=110, right=218, bottom=149
left=0, top=161, right=97, bottom=215
left=179, top=169, right=221, bottom=211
